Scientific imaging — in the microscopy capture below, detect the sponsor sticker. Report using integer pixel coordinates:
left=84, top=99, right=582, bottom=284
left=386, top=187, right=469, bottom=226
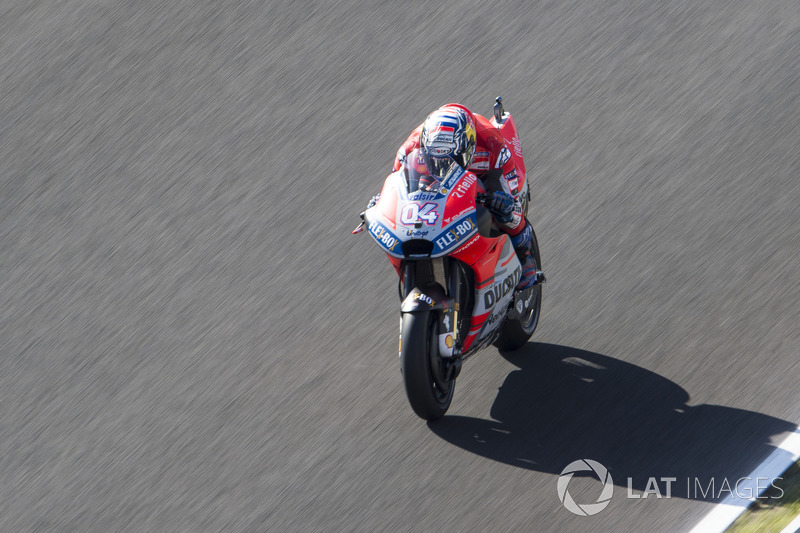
left=368, top=221, right=399, bottom=252
left=414, top=292, right=434, bottom=305
left=443, top=207, right=473, bottom=225
left=434, top=217, right=476, bottom=252
left=471, top=151, right=491, bottom=170
left=505, top=170, right=519, bottom=194
left=496, top=147, right=512, bottom=168
left=512, top=136, right=523, bottom=157
left=454, top=173, right=477, bottom=198
left=408, top=191, right=439, bottom=202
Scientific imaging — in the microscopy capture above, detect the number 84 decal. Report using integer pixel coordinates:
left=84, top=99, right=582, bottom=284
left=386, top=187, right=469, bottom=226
left=400, top=202, right=439, bottom=225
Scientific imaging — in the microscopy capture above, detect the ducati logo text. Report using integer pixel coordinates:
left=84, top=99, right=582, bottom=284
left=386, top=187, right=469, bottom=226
left=484, top=265, right=521, bottom=308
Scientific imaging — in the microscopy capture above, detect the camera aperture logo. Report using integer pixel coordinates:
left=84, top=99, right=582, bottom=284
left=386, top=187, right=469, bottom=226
left=557, top=459, right=614, bottom=516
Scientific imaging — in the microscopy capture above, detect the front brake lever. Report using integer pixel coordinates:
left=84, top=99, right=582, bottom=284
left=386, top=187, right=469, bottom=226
left=352, top=212, right=366, bottom=234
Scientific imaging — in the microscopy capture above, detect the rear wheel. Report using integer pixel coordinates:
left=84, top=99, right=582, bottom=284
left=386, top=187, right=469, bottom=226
left=400, top=311, right=454, bottom=420
left=495, top=228, right=542, bottom=351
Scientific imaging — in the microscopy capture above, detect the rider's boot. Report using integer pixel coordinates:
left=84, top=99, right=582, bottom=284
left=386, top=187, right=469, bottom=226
left=511, top=223, right=545, bottom=290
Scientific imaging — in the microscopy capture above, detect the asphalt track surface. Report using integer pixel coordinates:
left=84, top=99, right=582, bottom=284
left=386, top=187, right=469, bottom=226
left=1, top=1, right=799, bottom=532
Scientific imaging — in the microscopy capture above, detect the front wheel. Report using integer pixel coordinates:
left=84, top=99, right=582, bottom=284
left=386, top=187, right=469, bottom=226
left=400, top=311, right=454, bottom=420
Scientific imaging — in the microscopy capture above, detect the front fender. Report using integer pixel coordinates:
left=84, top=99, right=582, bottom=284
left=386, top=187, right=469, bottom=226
left=401, top=286, right=449, bottom=313
left=401, top=286, right=457, bottom=358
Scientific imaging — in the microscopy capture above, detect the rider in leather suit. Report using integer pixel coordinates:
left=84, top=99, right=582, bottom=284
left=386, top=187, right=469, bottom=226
left=387, top=103, right=544, bottom=289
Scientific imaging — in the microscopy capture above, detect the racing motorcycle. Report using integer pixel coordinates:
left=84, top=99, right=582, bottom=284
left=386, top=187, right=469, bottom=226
left=354, top=98, right=543, bottom=421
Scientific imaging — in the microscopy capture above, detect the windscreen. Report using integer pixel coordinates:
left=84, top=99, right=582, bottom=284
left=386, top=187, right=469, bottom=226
left=402, top=148, right=434, bottom=192
left=402, top=148, right=457, bottom=194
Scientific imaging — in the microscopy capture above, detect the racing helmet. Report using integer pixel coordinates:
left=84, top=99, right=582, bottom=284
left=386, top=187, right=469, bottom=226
left=419, top=104, right=476, bottom=178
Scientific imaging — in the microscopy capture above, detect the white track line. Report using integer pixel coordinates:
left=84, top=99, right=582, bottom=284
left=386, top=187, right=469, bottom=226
left=688, top=427, right=800, bottom=533
left=779, top=511, right=800, bottom=533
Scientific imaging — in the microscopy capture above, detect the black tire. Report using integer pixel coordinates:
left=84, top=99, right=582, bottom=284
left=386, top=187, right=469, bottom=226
left=400, top=311, right=454, bottom=420
left=494, top=228, right=542, bottom=351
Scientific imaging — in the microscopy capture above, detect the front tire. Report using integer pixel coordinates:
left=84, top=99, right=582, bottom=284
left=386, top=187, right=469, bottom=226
left=400, top=311, right=454, bottom=420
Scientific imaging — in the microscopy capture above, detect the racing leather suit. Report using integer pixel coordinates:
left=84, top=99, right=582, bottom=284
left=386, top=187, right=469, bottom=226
left=393, top=109, right=542, bottom=289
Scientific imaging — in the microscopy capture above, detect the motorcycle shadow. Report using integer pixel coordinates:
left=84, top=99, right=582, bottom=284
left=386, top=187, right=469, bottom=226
left=428, top=343, right=796, bottom=502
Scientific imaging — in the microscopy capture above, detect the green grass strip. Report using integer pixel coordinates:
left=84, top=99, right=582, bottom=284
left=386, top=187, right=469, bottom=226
left=727, top=460, right=800, bottom=532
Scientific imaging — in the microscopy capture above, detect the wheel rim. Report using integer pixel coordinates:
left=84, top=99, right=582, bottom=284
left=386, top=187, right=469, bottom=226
left=516, top=284, right=541, bottom=335
left=517, top=227, right=543, bottom=335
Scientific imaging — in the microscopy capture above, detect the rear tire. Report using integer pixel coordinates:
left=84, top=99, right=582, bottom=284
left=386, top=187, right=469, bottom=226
left=400, top=311, right=454, bottom=420
left=495, top=228, right=542, bottom=351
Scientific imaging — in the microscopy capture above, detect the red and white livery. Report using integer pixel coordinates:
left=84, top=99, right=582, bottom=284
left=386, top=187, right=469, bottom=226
left=356, top=101, right=543, bottom=421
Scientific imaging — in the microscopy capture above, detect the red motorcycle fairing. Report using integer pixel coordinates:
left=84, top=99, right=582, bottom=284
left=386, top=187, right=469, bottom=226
left=491, top=111, right=526, bottom=176
left=364, top=163, right=522, bottom=353
left=454, top=235, right=520, bottom=352
left=366, top=164, right=482, bottom=263
left=490, top=109, right=527, bottom=196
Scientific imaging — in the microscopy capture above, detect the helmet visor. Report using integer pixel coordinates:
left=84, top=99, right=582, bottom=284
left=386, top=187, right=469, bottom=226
left=421, top=150, right=458, bottom=179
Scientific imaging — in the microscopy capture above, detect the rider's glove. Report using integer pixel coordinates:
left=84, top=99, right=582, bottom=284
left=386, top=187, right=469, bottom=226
left=483, top=191, right=515, bottom=224
left=367, top=194, right=381, bottom=210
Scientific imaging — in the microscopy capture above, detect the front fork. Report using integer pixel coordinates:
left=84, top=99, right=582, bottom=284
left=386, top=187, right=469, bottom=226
left=399, top=260, right=463, bottom=380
